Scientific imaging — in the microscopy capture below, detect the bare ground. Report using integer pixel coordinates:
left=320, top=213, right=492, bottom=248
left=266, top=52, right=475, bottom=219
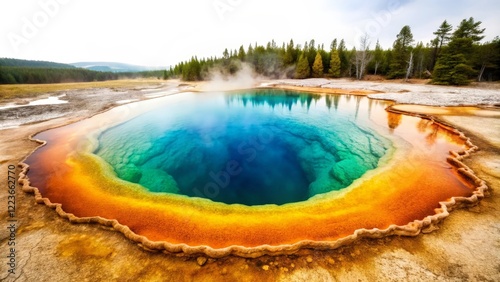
left=0, top=79, right=499, bottom=281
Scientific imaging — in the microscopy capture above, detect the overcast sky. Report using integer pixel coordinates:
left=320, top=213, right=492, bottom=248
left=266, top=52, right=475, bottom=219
left=1, top=0, right=499, bottom=67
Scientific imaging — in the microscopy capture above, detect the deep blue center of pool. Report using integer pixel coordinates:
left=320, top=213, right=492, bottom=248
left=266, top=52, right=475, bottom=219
left=95, top=90, right=390, bottom=206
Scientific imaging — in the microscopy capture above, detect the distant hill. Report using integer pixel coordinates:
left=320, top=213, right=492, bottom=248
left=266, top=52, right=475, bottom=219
left=0, top=58, right=167, bottom=84
left=71, top=62, right=164, bottom=73
left=0, top=58, right=165, bottom=73
left=0, top=58, right=76, bottom=69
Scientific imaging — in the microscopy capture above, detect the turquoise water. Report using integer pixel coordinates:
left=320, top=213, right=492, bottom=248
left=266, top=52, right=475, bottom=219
left=95, top=89, right=390, bottom=205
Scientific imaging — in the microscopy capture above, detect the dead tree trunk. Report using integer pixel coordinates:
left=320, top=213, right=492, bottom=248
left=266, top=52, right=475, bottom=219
left=354, top=34, right=373, bottom=80
left=478, top=63, right=486, bottom=82
left=405, top=52, right=413, bottom=82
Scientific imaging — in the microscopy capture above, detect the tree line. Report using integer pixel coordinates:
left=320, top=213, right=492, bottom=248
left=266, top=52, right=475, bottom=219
left=0, top=66, right=120, bottom=84
left=0, top=63, right=165, bottom=84
left=0, top=58, right=76, bottom=69
left=166, top=17, right=499, bottom=85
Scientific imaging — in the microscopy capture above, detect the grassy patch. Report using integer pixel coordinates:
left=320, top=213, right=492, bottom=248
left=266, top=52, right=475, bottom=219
left=0, top=79, right=165, bottom=100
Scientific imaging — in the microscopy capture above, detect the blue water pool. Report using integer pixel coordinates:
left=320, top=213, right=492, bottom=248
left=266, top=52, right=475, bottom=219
left=95, top=89, right=390, bottom=205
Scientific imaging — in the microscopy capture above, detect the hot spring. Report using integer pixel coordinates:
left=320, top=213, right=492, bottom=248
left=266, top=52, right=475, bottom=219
left=94, top=90, right=389, bottom=205
left=22, top=89, right=479, bottom=256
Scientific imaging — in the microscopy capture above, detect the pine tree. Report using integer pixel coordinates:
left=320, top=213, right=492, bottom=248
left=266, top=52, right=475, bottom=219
left=328, top=49, right=341, bottom=78
left=413, top=42, right=425, bottom=78
left=320, top=49, right=330, bottom=74
left=431, top=20, right=453, bottom=69
left=388, top=25, right=414, bottom=78
left=474, top=40, right=499, bottom=81
left=330, top=39, right=337, bottom=51
left=372, top=40, right=384, bottom=75
left=338, top=39, right=348, bottom=76
left=306, top=39, right=317, bottom=66
left=432, top=18, right=485, bottom=85
left=238, top=45, right=246, bottom=61
left=452, top=17, right=485, bottom=42
left=283, top=39, right=295, bottom=65
left=434, top=20, right=453, bottom=51
left=182, top=57, right=202, bottom=81
left=432, top=52, right=473, bottom=85
left=432, top=38, right=475, bottom=85
left=312, top=52, right=324, bottom=78
left=295, top=53, right=310, bottom=79
left=247, top=44, right=254, bottom=57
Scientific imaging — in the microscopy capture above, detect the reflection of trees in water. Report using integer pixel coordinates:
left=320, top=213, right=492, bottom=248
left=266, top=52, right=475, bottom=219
left=354, top=96, right=362, bottom=119
left=387, top=112, right=403, bottom=131
left=416, top=119, right=430, bottom=133
left=325, top=95, right=332, bottom=109
left=416, top=119, right=463, bottom=146
left=324, top=95, right=341, bottom=111
left=387, top=110, right=462, bottom=147
left=416, top=119, right=439, bottom=145
left=333, top=95, right=340, bottom=110
left=226, top=90, right=322, bottom=110
left=300, top=94, right=313, bottom=110
left=367, top=98, right=373, bottom=118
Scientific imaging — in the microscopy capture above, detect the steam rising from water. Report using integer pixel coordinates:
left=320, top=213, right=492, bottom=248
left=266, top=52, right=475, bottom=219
left=203, top=63, right=261, bottom=91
